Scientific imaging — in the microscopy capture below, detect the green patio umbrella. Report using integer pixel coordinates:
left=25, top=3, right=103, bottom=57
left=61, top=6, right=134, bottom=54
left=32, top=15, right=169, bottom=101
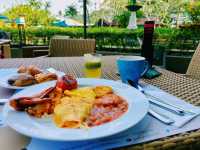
left=0, top=16, right=8, bottom=20
left=0, top=15, right=9, bottom=23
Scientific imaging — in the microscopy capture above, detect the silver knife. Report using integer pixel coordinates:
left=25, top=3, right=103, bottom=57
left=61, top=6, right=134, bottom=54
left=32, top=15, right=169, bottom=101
left=144, top=92, right=195, bottom=116
left=147, top=95, right=185, bottom=116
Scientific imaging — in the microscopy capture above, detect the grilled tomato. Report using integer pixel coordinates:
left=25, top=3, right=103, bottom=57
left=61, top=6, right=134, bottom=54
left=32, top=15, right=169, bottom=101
left=56, top=75, right=78, bottom=90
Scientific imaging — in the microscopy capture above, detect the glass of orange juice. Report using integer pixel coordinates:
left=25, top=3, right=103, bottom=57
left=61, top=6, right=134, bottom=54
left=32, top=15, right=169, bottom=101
left=84, top=54, right=102, bottom=78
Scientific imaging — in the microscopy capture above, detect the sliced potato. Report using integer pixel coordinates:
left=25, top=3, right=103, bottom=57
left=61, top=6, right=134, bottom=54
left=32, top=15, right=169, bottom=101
left=93, top=86, right=113, bottom=97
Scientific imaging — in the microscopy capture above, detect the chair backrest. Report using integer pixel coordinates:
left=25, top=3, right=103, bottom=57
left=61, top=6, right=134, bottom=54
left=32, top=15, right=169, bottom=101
left=49, top=38, right=96, bottom=57
left=52, top=35, right=70, bottom=39
left=186, top=42, right=200, bottom=80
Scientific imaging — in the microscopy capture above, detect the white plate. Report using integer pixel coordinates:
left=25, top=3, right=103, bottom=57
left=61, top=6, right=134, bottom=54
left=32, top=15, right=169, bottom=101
left=0, top=68, right=52, bottom=90
left=3, top=78, right=149, bottom=141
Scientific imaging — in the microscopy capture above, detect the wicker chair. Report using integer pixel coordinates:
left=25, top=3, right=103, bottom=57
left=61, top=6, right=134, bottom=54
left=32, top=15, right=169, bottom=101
left=186, top=42, right=200, bottom=80
left=49, top=38, right=96, bottom=57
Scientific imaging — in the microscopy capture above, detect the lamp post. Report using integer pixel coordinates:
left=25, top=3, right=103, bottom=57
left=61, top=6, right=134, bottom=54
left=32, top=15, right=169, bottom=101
left=16, top=15, right=26, bottom=48
left=126, top=0, right=142, bottom=29
left=83, top=0, right=87, bottom=39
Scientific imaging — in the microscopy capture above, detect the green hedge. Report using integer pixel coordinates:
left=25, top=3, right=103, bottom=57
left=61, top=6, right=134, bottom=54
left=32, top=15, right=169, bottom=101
left=1, top=26, right=200, bottom=51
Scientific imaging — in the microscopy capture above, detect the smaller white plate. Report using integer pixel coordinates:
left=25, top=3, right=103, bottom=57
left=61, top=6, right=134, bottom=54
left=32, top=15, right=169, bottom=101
left=0, top=68, right=55, bottom=90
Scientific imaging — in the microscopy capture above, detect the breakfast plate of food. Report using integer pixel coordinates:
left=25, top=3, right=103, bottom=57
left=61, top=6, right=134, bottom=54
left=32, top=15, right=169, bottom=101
left=0, top=65, right=57, bottom=89
left=3, top=75, right=149, bottom=141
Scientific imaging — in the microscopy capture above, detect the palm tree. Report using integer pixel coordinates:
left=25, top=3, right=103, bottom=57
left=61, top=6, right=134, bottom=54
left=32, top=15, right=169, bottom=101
left=44, top=1, right=51, bottom=11
left=141, top=0, right=189, bottom=27
left=64, top=6, right=78, bottom=18
left=58, top=10, right=63, bottom=17
left=27, top=0, right=42, bottom=9
left=102, top=0, right=128, bottom=16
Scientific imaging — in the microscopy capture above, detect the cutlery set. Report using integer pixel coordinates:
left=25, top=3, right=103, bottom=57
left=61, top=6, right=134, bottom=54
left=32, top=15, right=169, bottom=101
left=127, top=80, right=196, bottom=125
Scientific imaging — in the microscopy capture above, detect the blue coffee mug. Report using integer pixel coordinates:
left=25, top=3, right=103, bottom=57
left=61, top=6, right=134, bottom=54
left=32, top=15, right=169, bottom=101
left=117, top=56, right=149, bottom=84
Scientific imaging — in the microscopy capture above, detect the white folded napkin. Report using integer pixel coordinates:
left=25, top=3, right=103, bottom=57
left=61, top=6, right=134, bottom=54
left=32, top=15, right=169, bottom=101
left=140, top=81, right=200, bottom=127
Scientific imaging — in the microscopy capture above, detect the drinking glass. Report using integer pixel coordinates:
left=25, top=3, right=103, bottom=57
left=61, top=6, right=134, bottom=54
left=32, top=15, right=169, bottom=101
left=84, top=54, right=102, bottom=78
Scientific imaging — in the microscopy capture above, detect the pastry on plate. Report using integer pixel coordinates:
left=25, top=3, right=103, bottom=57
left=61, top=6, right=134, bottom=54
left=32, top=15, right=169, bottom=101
left=18, top=65, right=42, bottom=76
left=8, top=73, right=35, bottom=87
left=35, top=73, right=57, bottom=83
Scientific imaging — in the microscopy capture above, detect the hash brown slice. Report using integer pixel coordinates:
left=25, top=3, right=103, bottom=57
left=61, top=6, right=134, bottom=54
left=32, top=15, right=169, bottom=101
left=93, top=86, right=113, bottom=98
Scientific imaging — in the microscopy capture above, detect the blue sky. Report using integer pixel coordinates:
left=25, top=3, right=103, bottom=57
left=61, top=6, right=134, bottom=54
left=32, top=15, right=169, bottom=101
left=0, top=0, right=102, bottom=15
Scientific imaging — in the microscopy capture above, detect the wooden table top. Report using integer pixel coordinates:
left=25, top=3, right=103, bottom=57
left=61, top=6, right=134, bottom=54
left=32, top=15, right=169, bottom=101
left=0, top=56, right=200, bottom=150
